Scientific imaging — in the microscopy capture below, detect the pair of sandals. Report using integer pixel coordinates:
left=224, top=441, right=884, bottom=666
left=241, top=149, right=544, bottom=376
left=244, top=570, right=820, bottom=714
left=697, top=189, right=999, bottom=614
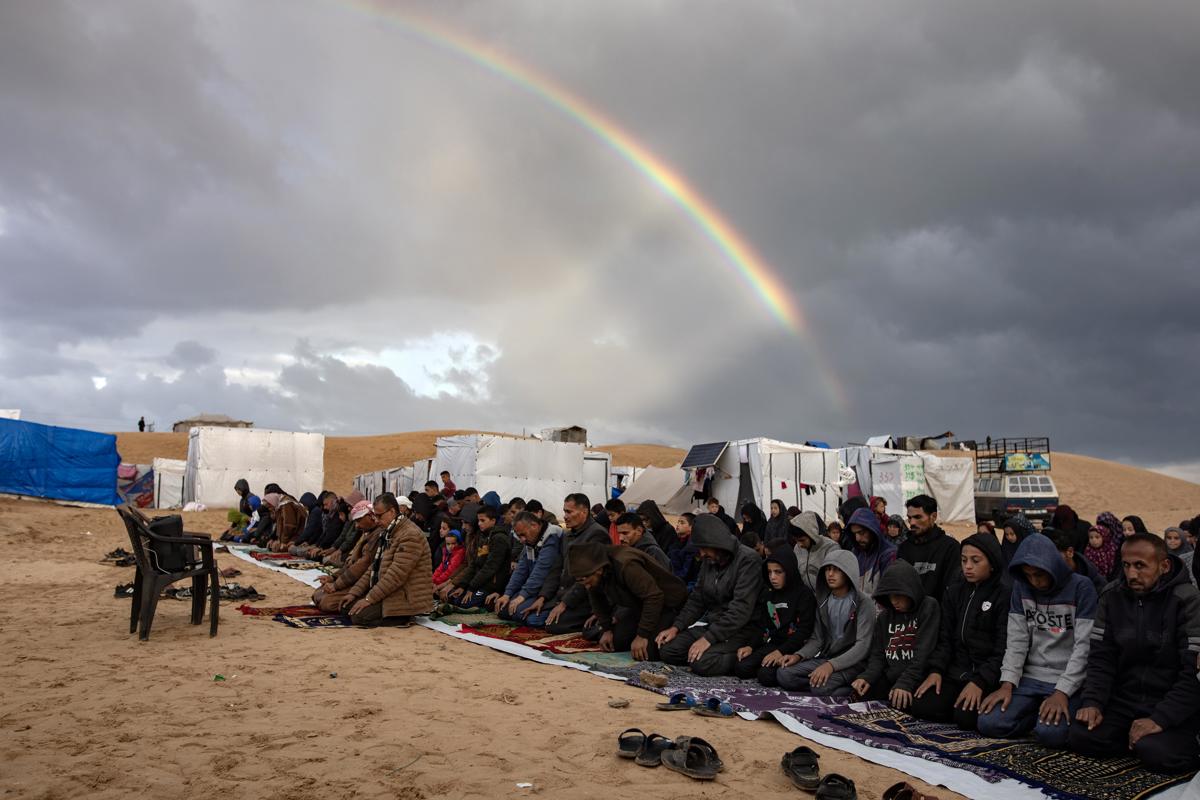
left=617, top=728, right=724, bottom=780
left=781, top=747, right=856, bottom=798
left=655, top=692, right=734, bottom=717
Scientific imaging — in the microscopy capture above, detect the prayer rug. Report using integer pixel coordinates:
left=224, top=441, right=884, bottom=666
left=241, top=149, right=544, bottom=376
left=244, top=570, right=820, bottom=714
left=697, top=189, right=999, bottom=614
left=237, top=604, right=327, bottom=617
left=458, top=623, right=552, bottom=646
left=247, top=551, right=297, bottom=561
left=272, top=613, right=353, bottom=629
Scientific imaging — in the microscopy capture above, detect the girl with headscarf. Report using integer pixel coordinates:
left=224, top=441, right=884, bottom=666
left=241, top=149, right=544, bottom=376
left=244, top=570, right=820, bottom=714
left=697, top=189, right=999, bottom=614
left=1121, top=515, right=1149, bottom=535
left=740, top=502, right=768, bottom=544
left=1165, top=526, right=1192, bottom=556
left=764, top=499, right=792, bottom=548
left=1000, top=513, right=1036, bottom=567
left=1084, top=523, right=1120, bottom=578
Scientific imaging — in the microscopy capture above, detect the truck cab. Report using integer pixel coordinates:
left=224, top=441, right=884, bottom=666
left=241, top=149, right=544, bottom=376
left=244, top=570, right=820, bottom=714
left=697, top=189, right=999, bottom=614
left=974, top=437, right=1059, bottom=524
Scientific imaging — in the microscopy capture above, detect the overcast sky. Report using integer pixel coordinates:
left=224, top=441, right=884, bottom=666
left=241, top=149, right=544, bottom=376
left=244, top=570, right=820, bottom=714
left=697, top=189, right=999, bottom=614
left=2, top=1, right=1197, bottom=476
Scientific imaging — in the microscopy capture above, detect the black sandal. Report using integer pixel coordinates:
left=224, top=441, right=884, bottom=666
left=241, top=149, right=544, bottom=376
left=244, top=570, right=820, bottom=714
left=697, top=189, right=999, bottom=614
left=781, top=746, right=821, bottom=790
left=634, top=733, right=676, bottom=767
left=674, top=736, right=723, bottom=772
left=617, top=728, right=646, bottom=759
left=815, top=774, right=857, bottom=800
left=660, top=740, right=719, bottom=781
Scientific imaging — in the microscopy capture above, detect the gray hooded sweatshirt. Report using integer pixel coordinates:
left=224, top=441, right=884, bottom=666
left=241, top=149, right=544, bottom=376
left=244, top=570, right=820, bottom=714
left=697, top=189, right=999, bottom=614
left=791, top=511, right=840, bottom=594
left=797, top=549, right=878, bottom=675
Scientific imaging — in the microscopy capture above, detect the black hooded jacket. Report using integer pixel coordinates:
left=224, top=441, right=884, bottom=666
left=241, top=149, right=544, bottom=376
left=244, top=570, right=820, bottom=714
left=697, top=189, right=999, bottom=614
left=638, top=501, right=679, bottom=552
left=859, top=560, right=941, bottom=693
left=758, top=548, right=817, bottom=653
left=294, top=492, right=323, bottom=545
left=1081, top=555, right=1200, bottom=729
left=929, top=532, right=1010, bottom=691
left=740, top=503, right=768, bottom=547
left=709, top=504, right=740, bottom=539
left=672, top=514, right=765, bottom=644
left=897, top=525, right=961, bottom=601
left=763, top=502, right=792, bottom=548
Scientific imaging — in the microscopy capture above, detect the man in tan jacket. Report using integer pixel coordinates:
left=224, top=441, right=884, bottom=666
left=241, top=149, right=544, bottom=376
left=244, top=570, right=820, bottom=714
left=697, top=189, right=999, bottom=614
left=341, top=492, right=433, bottom=626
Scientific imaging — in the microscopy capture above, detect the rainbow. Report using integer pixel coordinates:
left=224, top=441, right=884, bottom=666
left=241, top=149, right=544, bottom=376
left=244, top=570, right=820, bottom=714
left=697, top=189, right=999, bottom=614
left=335, top=2, right=847, bottom=406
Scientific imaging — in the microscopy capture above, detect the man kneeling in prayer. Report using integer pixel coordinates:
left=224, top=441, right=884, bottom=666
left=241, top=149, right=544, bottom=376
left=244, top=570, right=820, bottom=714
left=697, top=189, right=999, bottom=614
left=569, top=541, right=687, bottom=661
left=1068, top=533, right=1200, bottom=773
left=338, top=493, right=433, bottom=626
left=312, top=499, right=382, bottom=613
left=655, top=514, right=764, bottom=676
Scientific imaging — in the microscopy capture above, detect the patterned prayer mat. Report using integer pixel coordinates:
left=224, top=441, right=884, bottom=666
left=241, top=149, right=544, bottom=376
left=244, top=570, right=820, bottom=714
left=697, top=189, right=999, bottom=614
left=272, top=613, right=353, bottom=629
left=457, top=623, right=606, bottom=654
left=237, top=604, right=327, bottom=617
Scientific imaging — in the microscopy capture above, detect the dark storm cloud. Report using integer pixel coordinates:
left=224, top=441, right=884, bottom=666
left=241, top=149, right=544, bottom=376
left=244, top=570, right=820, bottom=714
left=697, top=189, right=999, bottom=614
left=1, top=0, right=1197, bottom=469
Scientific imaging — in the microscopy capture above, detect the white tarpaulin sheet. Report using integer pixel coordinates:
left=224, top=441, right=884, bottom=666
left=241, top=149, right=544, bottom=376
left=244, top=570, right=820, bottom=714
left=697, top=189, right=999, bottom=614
left=582, top=451, right=611, bottom=507
left=618, top=464, right=693, bottom=513
left=152, top=457, right=186, bottom=509
left=434, top=435, right=589, bottom=506
left=919, top=453, right=976, bottom=523
left=870, top=450, right=927, bottom=515
left=183, top=427, right=324, bottom=508
left=710, top=438, right=842, bottom=521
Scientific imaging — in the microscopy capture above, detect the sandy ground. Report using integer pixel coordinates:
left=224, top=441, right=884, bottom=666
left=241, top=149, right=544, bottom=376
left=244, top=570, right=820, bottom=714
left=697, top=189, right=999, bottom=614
left=0, top=497, right=958, bottom=800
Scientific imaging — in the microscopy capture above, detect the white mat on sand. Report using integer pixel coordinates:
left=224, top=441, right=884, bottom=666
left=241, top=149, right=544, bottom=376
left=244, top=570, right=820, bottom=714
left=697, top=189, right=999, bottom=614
left=230, top=552, right=1191, bottom=800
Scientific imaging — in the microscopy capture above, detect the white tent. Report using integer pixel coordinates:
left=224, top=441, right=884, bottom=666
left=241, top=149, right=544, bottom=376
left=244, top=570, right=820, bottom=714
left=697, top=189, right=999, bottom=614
left=433, top=434, right=595, bottom=506
left=183, top=427, right=324, bottom=508
left=918, top=453, right=976, bottom=523
left=386, top=466, right=414, bottom=498
left=688, top=438, right=844, bottom=522
left=618, top=464, right=693, bottom=514
left=412, top=458, right=435, bottom=489
left=152, top=458, right=187, bottom=509
left=868, top=449, right=927, bottom=518
left=582, top=451, right=612, bottom=508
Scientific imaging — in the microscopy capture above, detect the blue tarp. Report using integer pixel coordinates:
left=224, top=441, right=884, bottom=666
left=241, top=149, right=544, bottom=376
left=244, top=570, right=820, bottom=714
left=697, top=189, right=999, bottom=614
left=0, top=418, right=121, bottom=505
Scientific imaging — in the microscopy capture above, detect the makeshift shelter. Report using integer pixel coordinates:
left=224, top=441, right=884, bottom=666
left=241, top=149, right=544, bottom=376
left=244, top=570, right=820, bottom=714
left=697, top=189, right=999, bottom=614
left=433, top=434, right=599, bottom=506
left=411, top=458, right=435, bottom=489
left=582, top=451, right=612, bottom=508
left=918, top=453, right=975, bottom=523
left=682, top=438, right=843, bottom=521
left=386, top=466, right=414, bottom=498
left=867, top=448, right=928, bottom=517
left=153, top=458, right=187, bottom=509
left=172, top=413, right=253, bottom=434
left=616, top=464, right=693, bottom=514
left=183, top=427, right=324, bottom=508
left=0, top=418, right=121, bottom=505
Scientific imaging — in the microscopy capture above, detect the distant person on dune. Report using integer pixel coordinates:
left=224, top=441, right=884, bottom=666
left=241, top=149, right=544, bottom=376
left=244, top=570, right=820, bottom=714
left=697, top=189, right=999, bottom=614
left=137, top=416, right=145, bottom=432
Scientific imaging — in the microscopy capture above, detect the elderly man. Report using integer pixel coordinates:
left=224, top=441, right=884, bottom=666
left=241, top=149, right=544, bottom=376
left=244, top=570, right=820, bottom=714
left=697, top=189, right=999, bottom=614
left=265, top=488, right=308, bottom=552
left=312, top=499, right=381, bottom=612
left=339, top=492, right=433, bottom=626
left=1069, top=533, right=1200, bottom=772
left=538, top=493, right=613, bottom=633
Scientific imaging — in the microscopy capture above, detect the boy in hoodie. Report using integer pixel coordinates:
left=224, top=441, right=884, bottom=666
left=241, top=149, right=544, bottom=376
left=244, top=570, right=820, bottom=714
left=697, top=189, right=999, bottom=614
left=637, top=500, right=679, bottom=553
left=655, top=514, right=765, bottom=676
left=898, top=494, right=961, bottom=601
left=911, top=532, right=1010, bottom=730
left=851, top=560, right=940, bottom=708
left=777, top=550, right=878, bottom=696
left=445, top=505, right=513, bottom=608
left=490, top=512, right=563, bottom=624
left=614, top=512, right=670, bottom=569
left=669, top=513, right=701, bottom=587
left=978, top=533, right=1098, bottom=748
left=570, top=541, right=688, bottom=661
left=788, top=511, right=839, bottom=593
left=734, top=549, right=817, bottom=686
left=1069, top=534, right=1200, bottom=773
left=845, top=507, right=897, bottom=597
left=1046, top=528, right=1107, bottom=593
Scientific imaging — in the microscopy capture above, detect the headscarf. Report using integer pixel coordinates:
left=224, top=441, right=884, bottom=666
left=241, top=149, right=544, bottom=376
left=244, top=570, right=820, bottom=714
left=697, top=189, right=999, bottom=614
left=1165, top=526, right=1193, bottom=556
left=1095, top=511, right=1124, bottom=548
left=1001, top=512, right=1036, bottom=566
left=1084, top=524, right=1120, bottom=577
left=262, top=492, right=283, bottom=509
left=885, top=514, right=909, bottom=545
left=740, top=502, right=768, bottom=539
left=1122, top=515, right=1149, bottom=534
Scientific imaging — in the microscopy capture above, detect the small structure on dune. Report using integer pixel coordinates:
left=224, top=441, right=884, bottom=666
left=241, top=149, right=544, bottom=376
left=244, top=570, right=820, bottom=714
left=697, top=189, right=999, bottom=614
left=172, top=413, right=253, bottom=434
left=540, top=425, right=588, bottom=444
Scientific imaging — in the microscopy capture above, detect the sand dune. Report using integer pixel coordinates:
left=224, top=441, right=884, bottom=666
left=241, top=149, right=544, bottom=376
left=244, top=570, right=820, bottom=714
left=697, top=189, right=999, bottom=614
left=112, top=431, right=1199, bottom=529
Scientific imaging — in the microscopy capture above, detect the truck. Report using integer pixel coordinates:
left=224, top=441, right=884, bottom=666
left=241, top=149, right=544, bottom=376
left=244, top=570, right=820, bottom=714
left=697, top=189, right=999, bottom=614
left=974, top=437, right=1059, bottom=524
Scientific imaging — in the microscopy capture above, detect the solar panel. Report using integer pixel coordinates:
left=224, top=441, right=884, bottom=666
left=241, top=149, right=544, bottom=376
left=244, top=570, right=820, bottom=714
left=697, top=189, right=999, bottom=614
left=681, top=441, right=729, bottom=469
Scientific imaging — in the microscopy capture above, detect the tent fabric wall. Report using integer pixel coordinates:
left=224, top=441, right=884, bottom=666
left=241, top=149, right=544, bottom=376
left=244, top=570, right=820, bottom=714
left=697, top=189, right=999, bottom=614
left=869, top=450, right=927, bottom=517
left=919, top=454, right=976, bottom=523
left=707, top=438, right=843, bottom=522
left=838, top=446, right=874, bottom=499
left=183, top=427, right=324, bottom=508
left=434, top=436, right=479, bottom=489
left=0, top=418, right=121, bottom=505
left=431, top=435, right=591, bottom=507
left=153, top=458, right=187, bottom=509
left=582, top=451, right=611, bottom=508
left=412, top=458, right=434, bottom=489
left=617, top=464, right=693, bottom=514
